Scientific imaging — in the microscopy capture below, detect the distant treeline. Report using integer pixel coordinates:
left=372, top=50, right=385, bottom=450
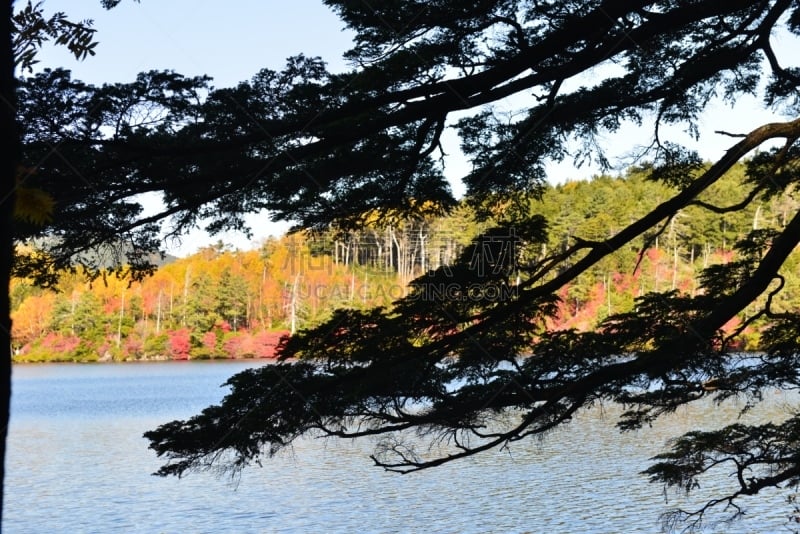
left=11, top=162, right=800, bottom=362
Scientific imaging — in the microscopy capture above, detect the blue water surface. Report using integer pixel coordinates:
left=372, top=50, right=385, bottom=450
left=4, top=361, right=796, bottom=533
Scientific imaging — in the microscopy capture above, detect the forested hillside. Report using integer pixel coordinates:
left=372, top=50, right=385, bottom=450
left=11, top=162, right=800, bottom=362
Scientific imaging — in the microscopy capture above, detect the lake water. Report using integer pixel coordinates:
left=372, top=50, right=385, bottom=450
left=3, top=361, right=797, bottom=533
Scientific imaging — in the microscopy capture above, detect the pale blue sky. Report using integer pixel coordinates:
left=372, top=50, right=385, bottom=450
left=29, top=0, right=357, bottom=254
left=31, top=0, right=355, bottom=86
left=24, top=1, right=800, bottom=255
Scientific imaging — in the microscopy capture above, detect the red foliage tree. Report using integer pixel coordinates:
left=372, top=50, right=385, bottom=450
left=167, top=328, right=191, bottom=360
left=222, top=332, right=252, bottom=359
left=201, top=331, right=217, bottom=356
left=41, top=332, right=81, bottom=355
left=253, top=330, right=290, bottom=359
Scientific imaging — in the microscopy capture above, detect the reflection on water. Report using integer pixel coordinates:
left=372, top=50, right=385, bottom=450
left=4, top=362, right=798, bottom=533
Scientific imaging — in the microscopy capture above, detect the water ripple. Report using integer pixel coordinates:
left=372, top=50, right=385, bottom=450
left=4, top=362, right=796, bottom=533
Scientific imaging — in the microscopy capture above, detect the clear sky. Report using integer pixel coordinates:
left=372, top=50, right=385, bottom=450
left=29, top=0, right=357, bottom=255
left=24, top=1, right=800, bottom=256
left=31, top=0, right=355, bottom=86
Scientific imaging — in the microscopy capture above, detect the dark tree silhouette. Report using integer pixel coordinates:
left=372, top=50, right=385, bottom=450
left=11, top=1, right=800, bottom=530
left=5, top=1, right=110, bottom=523
left=1, top=0, right=17, bottom=527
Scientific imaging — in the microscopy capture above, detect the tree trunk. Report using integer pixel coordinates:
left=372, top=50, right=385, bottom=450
left=385, top=228, right=393, bottom=271
left=671, top=245, right=678, bottom=291
left=752, top=204, right=762, bottom=231
left=117, top=290, right=125, bottom=348
left=156, top=289, right=162, bottom=334
left=182, top=267, right=190, bottom=326
left=1, top=1, right=17, bottom=524
left=418, top=226, right=424, bottom=275
left=289, top=273, right=300, bottom=335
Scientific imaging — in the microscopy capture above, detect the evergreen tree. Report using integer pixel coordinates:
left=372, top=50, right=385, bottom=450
left=216, top=266, right=250, bottom=331
left=9, top=1, right=800, bottom=529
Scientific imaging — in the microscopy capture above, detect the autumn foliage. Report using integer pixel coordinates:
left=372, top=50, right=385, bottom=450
left=11, top=165, right=800, bottom=362
left=10, top=234, right=399, bottom=362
